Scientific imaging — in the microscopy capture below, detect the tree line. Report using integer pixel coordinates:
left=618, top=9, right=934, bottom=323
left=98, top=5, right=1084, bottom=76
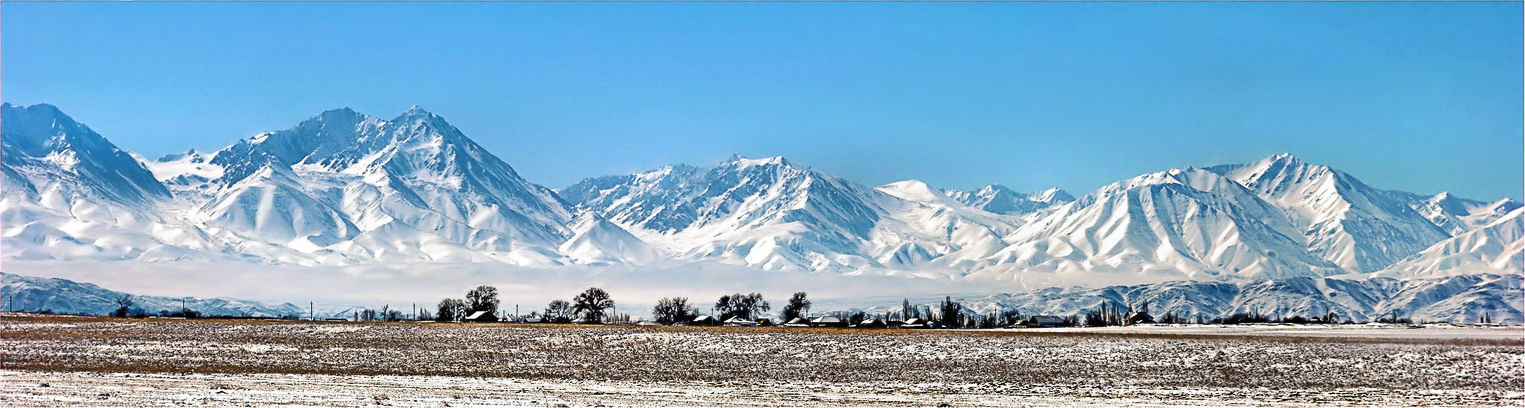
left=89, top=286, right=1424, bottom=326
left=430, top=288, right=1032, bottom=328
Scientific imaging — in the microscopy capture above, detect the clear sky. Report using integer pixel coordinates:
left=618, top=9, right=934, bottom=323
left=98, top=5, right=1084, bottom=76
left=4, top=2, right=1521, bottom=200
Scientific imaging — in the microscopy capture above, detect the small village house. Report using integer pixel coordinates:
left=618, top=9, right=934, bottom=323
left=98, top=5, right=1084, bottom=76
left=1026, top=315, right=1065, bottom=328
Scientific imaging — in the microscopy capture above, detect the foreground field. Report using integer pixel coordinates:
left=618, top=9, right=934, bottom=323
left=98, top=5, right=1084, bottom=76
left=1, top=315, right=1521, bottom=407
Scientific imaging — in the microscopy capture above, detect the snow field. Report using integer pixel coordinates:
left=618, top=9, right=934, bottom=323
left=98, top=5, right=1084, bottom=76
left=1, top=315, right=1520, bottom=406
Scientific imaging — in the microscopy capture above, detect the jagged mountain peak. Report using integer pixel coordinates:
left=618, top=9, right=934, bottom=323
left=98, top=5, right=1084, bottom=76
left=878, top=180, right=951, bottom=204
left=1029, top=187, right=1075, bottom=203
left=719, top=154, right=798, bottom=170
left=2, top=103, right=171, bottom=205
left=946, top=183, right=1073, bottom=216
left=210, top=106, right=512, bottom=182
left=3, top=102, right=98, bottom=155
left=998, top=164, right=1341, bottom=282
left=1254, top=152, right=1312, bottom=171
left=401, top=105, right=433, bottom=116
left=318, top=106, right=364, bottom=120
left=0, top=102, right=66, bottom=120
left=386, top=106, right=461, bottom=137
left=1379, top=207, right=1523, bottom=278
left=1212, top=152, right=1345, bottom=189
left=156, top=149, right=207, bottom=163
left=1396, top=190, right=1524, bottom=236
left=1208, top=154, right=1451, bottom=273
left=561, top=154, right=890, bottom=270
left=1486, top=198, right=1523, bottom=213
left=1418, top=192, right=1522, bottom=220
left=1427, top=191, right=1470, bottom=214
left=974, top=183, right=1015, bottom=195
left=211, top=107, right=386, bottom=183
left=1090, top=166, right=1227, bottom=197
left=157, top=105, right=573, bottom=265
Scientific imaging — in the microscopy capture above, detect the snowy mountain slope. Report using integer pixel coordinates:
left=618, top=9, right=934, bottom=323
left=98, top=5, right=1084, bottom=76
left=2, top=105, right=585, bottom=267
left=190, top=163, right=360, bottom=249
left=969, top=167, right=1343, bottom=285
left=948, top=273, right=1520, bottom=323
left=1392, top=191, right=1521, bottom=236
left=195, top=107, right=574, bottom=262
left=1375, top=208, right=1523, bottom=278
left=872, top=180, right=1024, bottom=269
left=559, top=212, right=661, bottom=265
left=1, top=273, right=304, bottom=318
left=138, top=150, right=224, bottom=190
left=0, top=104, right=214, bottom=262
left=1, top=103, right=170, bottom=206
left=561, top=159, right=1030, bottom=272
left=564, top=155, right=893, bottom=270
left=945, top=184, right=1074, bottom=215
left=1374, top=273, right=1523, bottom=323
left=1207, top=154, right=1452, bottom=273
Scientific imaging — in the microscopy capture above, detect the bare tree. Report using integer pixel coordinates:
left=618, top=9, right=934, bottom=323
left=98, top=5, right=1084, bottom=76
left=572, top=288, right=614, bottom=323
left=652, top=297, right=698, bottom=325
left=901, top=298, right=920, bottom=320
left=436, top=298, right=466, bottom=322
left=714, top=292, right=769, bottom=321
left=544, top=300, right=573, bottom=323
left=466, top=286, right=500, bottom=320
left=1000, top=309, right=1023, bottom=326
left=780, top=292, right=810, bottom=322
left=938, top=296, right=963, bottom=328
left=113, top=294, right=135, bottom=318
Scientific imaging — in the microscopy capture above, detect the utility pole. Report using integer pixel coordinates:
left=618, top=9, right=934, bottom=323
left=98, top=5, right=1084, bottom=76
left=310, top=302, right=314, bottom=321
left=182, top=298, right=187, bottom=315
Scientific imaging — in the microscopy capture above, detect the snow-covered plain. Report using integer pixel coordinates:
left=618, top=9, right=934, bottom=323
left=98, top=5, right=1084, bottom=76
left=5, top=370, right=1521, bottom=407
left=1007, top=323, right=1525, bottom=342
left=1, top=315, right=1520, bottom=407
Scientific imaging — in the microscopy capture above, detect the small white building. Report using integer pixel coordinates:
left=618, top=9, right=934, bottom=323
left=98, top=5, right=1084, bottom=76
left=899, top=318, right=928, bottom=328
left=810, top=315, right=844, bottom=327
left=463, top=311, right=496, bottom=322
left=689, top=315, right=719, bottom=326
left=723, top=317, right=759, bottom=327
left=854, top=318, right=886, bottom=328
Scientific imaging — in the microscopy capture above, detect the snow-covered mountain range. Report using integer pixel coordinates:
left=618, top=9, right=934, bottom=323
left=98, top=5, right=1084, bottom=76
left=941, top=273, right=1522, bottom=324
left=1, top=273, right=306, bottom=318
left=3, top=103, right=1520, bottom=288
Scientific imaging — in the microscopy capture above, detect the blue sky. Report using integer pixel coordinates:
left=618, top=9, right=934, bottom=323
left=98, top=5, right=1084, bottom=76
left=4, top=2, right=1521, bottom=200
